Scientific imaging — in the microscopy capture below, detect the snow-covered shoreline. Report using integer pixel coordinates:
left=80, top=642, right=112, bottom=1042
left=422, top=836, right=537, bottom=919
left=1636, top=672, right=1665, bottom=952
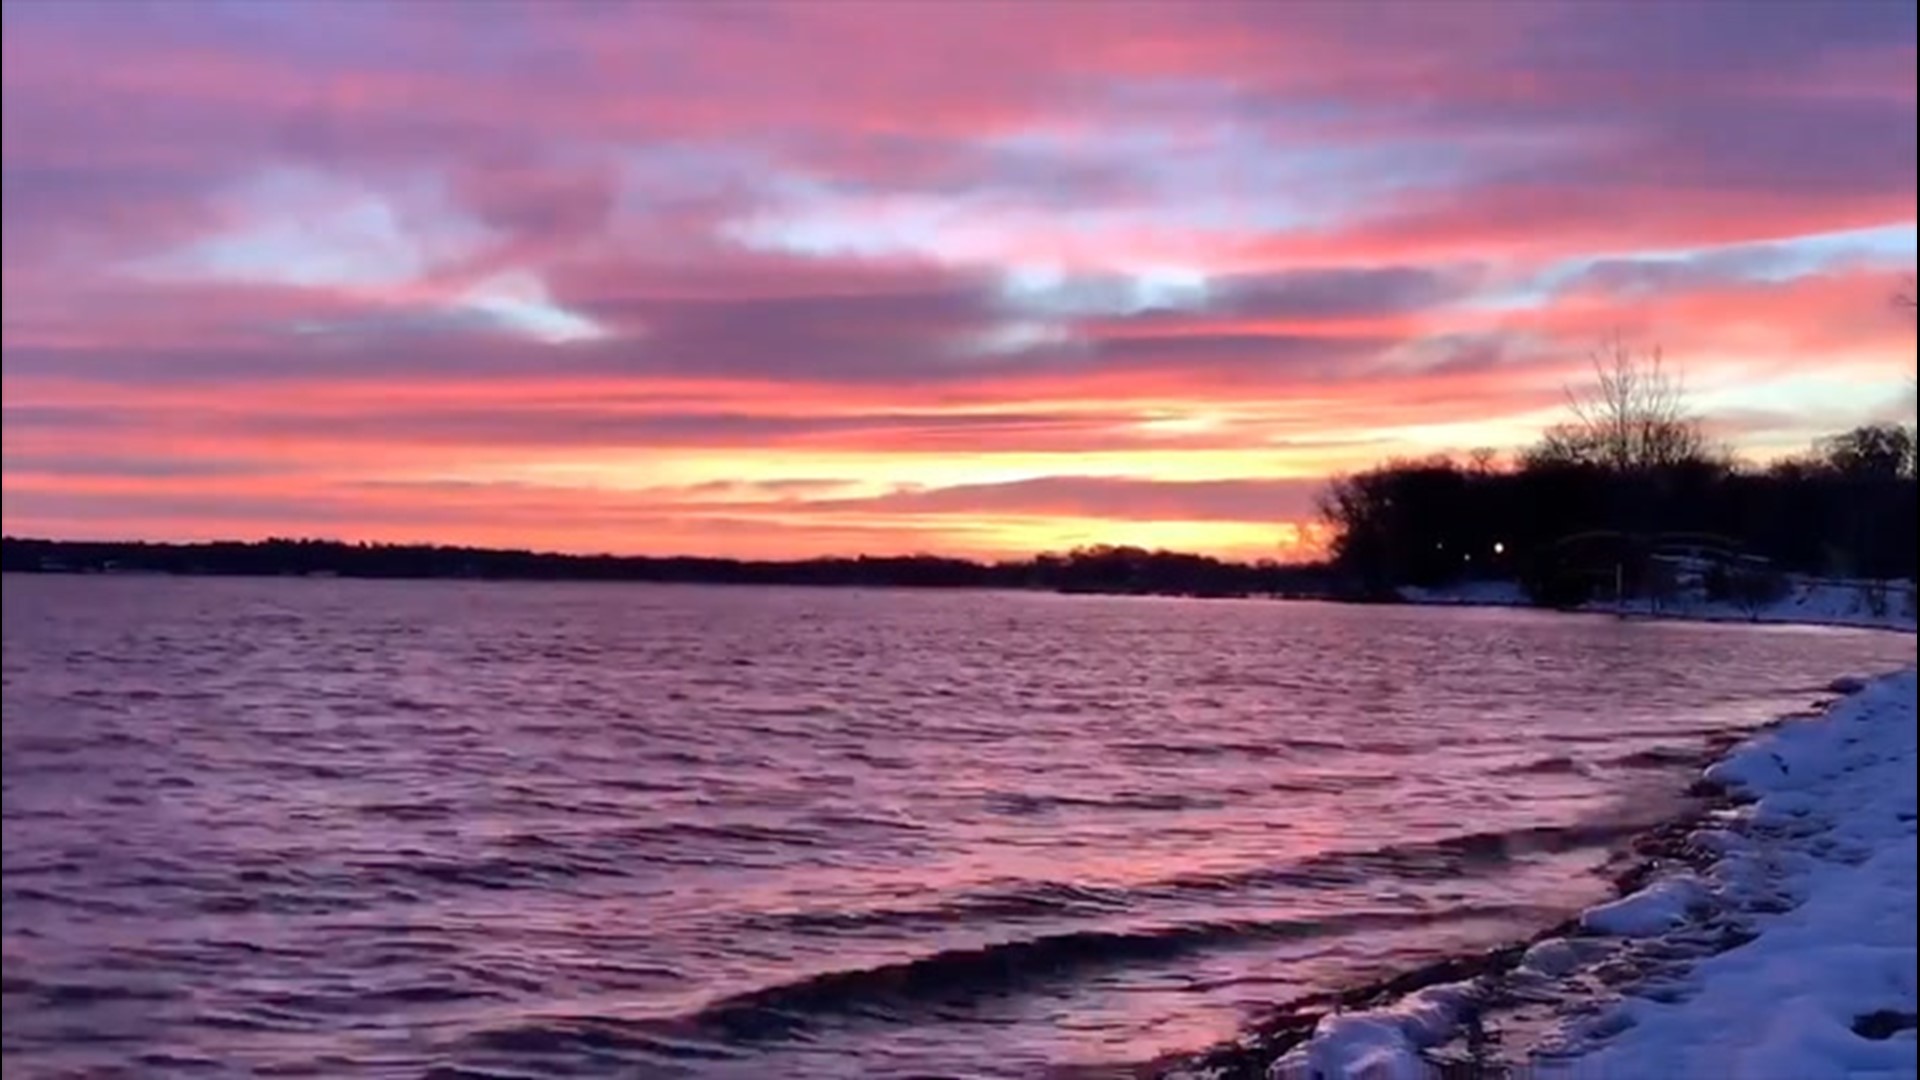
left=1256, top=667, right=1919, bottom=1080
left=1554, top=667, right=1919, bottom=1077
left=1398, top=576, right=1919, bottom=633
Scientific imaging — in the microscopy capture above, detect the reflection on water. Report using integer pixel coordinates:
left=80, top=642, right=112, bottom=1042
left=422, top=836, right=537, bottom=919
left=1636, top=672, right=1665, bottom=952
left=3, top=576, right=1912, bottom=1077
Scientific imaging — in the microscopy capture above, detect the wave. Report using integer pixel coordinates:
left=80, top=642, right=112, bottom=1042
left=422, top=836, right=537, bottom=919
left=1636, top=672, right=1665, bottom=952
left=419, top=1066, right=556, bottom=1080
left=746, top=879, right=1135, bottom=934
left=462, top=1015, right=744, bottom=1064
left=752, top=819, right=1648, bottom=942
left=614, top=819, right=832, bottom=848
left=1264, top=772, right=1400, bottom=794
left=1158, top=820, right=1652, bottom=895
left=983, top=789, right=1228, bottom=816
left=1490, top=741, right=1720, bottom=776
left=1110, top=736, right=1357, bottom=760
left=1604, top=745, right=1706, bottom=768
left=1491, top=754, right=1587, bottom=777
left=675, top=904, right=1549, bottom=1043
left=3, top=977, right=183, bottom=1008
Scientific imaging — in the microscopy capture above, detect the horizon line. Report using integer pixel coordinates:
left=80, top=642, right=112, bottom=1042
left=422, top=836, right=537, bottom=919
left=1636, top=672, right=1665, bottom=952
left=0, top=534, right=1332, bottom=569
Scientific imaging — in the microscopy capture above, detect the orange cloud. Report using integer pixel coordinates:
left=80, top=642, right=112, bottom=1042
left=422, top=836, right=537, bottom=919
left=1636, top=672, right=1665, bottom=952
left=3, top=1, right=1914, bottom=556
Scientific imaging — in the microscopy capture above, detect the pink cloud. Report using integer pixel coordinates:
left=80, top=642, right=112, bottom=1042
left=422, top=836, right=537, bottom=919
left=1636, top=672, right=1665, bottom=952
left=3, top=0, right=1914, bottom=555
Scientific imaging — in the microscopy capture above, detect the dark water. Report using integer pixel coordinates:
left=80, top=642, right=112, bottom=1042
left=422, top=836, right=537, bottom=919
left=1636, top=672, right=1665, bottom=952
left=3, top=576, right=1913, bottom=1078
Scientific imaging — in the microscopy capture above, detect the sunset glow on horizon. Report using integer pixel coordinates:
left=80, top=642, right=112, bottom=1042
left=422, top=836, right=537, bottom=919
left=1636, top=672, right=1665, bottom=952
left=3, top=0, right=1915, bottom=561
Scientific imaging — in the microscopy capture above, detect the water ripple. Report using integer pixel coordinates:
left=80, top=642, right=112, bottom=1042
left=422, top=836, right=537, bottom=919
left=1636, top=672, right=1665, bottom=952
left=4, top=576, right=1912, bottom=1078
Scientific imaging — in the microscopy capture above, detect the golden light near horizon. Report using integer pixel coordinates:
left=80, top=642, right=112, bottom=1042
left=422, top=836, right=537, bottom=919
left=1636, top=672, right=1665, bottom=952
left=1, top=1, right=1914, bottom=559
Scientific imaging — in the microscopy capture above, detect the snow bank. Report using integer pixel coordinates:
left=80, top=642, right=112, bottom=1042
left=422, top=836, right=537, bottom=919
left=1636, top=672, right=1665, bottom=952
left=1401, top=575, right=1917, bottom=632
left=1267, top=983, right=1481, bottom=1080
left=1562, top=668, right=1919, bottom=1079
left=1578, top=874, right=1710, bottom=937
left=1598, top=576, right=1919, bottom=632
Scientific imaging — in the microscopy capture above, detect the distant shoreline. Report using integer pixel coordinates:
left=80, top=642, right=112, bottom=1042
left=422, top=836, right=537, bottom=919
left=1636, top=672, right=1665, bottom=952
left=11, top=538, right=1913, bottom=635
left=0, top=536, right=1343, bottom=601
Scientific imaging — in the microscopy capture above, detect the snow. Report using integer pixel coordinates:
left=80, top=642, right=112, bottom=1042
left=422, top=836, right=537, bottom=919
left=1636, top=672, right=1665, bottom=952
left=1521, top=938, right=1587, bottom=978
left=1395, top=580, right=1530, bottom=608
left=1258, top=668, right=1918, bottom=1080
left=1267, top=983, right=1482, bottom=1080
left=1401, top=575, right=1917, bottom=632
left=1561, top=667, right=1919, bottom=1079
left=1594, top=576, right=1919, bottom=632
left=1578, top=874, right=1710, bottom=938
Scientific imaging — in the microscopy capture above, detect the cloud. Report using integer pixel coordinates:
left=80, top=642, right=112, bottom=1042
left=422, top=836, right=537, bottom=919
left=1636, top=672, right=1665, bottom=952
left=811, top=476, right=1324, bottom=523
left=3, top=0, right=1914, bottom=555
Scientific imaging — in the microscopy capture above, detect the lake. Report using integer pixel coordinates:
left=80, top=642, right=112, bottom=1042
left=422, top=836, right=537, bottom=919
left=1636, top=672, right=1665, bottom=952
left=3, top=575, right=1913, bottom=1078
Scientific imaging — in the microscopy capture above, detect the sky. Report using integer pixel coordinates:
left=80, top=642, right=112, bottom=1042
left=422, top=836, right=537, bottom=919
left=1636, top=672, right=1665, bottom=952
left=2, top=0, right=1915, bottom=561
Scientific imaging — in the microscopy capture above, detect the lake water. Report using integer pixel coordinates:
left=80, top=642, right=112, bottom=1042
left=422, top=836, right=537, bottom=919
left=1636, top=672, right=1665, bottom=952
left=3, top=575, right=1913, bottom=1078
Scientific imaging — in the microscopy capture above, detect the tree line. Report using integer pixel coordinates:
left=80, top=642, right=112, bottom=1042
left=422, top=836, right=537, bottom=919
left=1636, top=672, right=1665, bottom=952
left=0, top=536, right=1340, bottom=599
left=1319, top=338, right=1917, bottom=605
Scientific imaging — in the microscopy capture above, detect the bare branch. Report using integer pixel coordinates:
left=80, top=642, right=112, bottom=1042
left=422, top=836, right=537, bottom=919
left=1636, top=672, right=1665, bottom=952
left=1556, top=334, right=1705, bottom=473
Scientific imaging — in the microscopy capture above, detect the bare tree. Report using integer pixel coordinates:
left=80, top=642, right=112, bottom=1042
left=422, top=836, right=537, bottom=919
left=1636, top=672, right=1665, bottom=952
left=1563, top=335, right=1708, bottom=474
left=1536, top=336, right=1713, bottom=614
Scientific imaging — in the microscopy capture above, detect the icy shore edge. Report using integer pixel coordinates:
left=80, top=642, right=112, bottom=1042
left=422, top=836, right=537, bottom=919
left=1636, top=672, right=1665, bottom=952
left=1163, top=667, right=1917, bottom=1080
left=1261, top=668, right=1917, bottom=1080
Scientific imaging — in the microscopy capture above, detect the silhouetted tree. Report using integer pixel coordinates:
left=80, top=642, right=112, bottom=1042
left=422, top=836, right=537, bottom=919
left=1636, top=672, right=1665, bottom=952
left=1821, top=424, right=1915, bottom=482
left=1522, top=423, right=1603, bottom=471
left=1562, top=337, right=1711, bottom=474
left=1320, top=418, right=1917, bottom=603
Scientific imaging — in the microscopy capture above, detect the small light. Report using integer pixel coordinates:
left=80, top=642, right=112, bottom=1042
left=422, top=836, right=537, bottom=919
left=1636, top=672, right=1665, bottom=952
left=1493, top=541, right=1506, bottom=556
